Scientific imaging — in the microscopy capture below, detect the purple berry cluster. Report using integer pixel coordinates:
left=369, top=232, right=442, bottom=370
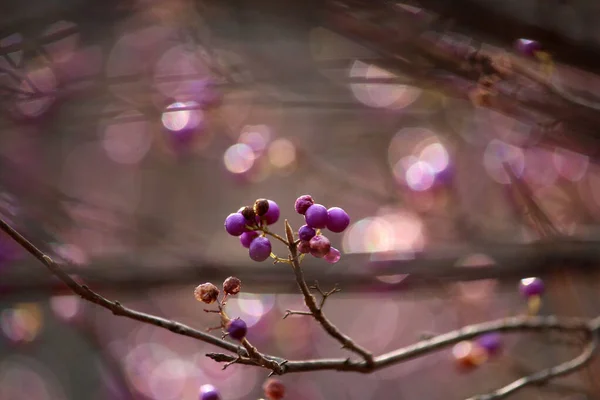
left=225, top=198, right=281, bottom=262
left=295, top=195, right=349, bottom=264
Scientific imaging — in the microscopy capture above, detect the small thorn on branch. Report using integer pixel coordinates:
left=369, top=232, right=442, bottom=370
left=268, top=360, right=289, bottom=377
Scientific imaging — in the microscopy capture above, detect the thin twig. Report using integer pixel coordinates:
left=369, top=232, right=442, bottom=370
left=283, top=310, right=313, bottom=319
left=0, top=217, right=267, bottom=359
left=284, top=220, right=375, bottom=365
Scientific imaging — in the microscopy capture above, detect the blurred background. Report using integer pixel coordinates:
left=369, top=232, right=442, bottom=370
left=1, top=0, right=600, bottom=399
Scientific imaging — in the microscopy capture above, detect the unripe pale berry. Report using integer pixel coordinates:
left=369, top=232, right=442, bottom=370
left=297, top=240, right=311, bottom=254
left=298, top=225, right=316, bottom=241
left=326, top=207, right=350, bottom=233
left=305, top=204, right=328, bottom=229
left=294, top=195, right=314, bottom=215
left=240, top=231, right=259, bottom=248
left=324, top=247, right=341, bottom=264
left=249, top=236, right=272, bottom=262
left=223, top=276, right=242, bottom=295
left=227, top=318, right=247, bottom=340
left=200, top=384, right=221, bottom=400
left=309, top=235, right=331, bottom=258
left=225, top=213, right=247, bottom=236
left=194, top=283, right=220, bottom=304
left=263, top=378, right=286, bottom=400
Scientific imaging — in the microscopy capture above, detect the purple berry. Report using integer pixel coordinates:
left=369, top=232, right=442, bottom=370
left=298, top=225, right=316, bottom=241
left=326, top=207, right=350, bottom=233
left=240, top=231, right=258, bottom=248
left=519, top=277, right=544, bottom=298
left=476, top=333, right=502, bottom=356
left=305, top=204, right=328, bottom=229
left=295, top=195, right=314, bottom=215
left=225, top=213, right=248, bottom=236
left=309, top=235, right=331, bottom=258
left=324, top=247, right=341, bottom=264
left=249, top=236, right=272, bottom=262
left=297, top=240, right=311, bottom=254
left=515, top=38, right=541, bottom=57
left=263, top=200, right=280, bottom=225
left=227, top=318, right=247, bottom=340
left=200, top=384, right=221, bottom=400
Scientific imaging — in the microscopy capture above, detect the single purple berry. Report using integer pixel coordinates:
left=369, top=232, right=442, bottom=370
left=476, top=333, right=502, bottom=356
left=225, top=213, right=248, bottom=236
left=294, top=195, right=314, bottom=215
left=324, top=247, right=341, bottom=264
left=200, top=384, right=221, bottom=400
left=305, top=204, right=328, bottom=229
left=249, top=236, right=272, bottom=262
left=297, top=240, right=311, bottom=254
left=227, top=318, right=248, bottom=340
left=240, top=231, right=259, bottom=248
left=298, top=225, right=316, bottom=241
left=263, top=200, right=280, bottom=225
left=519, top=277, right=544, bottom=298
left=515, top=38, right=541, bottom=57
left=309, top=235, right=331, bottom=258
left=326, top=207, right=350, bottom=233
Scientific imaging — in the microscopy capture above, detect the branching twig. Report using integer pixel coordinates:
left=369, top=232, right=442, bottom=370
left=284, top=220, right=375, bottom=365
left=1, top=216, right=599, bottom=399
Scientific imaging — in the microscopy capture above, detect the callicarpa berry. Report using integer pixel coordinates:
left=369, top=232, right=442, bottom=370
left=476, top=333, right=502, bottom=357
left=240, top=231, right=258, bottom=248
left=519, top=277, right=544, bottom=298
left=263, top=378, right=286, bottom=400
left=515, top=38, right=541, bottom=57
left=324, top=247, right=341, bottom=264
left=297, top=240, right=311, bottom=254
left=326, top=207, right=350, bottom=233
left=194, top=283, right=220, bottom=304
left=305, top=204, right=328, bottom=229
left=262, top=200, right=280, bottom=225
left=249, top=236, right=272, bottom=262
left=294, top=194, right=314, bottom=215
left=227, top=318, right=248, bottom=340
left=225, top=213, right=247, bottom=236
left=254, top=198, right=270, bottom=217
left=298, top=225, right=316, bottom=241
left=223, top=276, right=242, bottom=295
left=309, top=235, right=331, bottom=258
left=200, top=384, right=221, bottom=400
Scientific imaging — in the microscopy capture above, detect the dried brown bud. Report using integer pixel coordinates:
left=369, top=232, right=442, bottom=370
left=253, top=198, right=270, bottom=217
left=223, top=276, right=242, bottom=295
left=263, top=378, right=286, bottom=400
left=194, top=282, right=220, bottom=304
left=241, top=206, right=256, bottom=221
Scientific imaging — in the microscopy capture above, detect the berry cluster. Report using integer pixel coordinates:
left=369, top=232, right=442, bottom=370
left=452, top=277, right=545, bottom=370
left=224, top=195, right=350, bottom=264
left=194, top=276, right=248, bottom=341
left=225, top=198, right=280, bottom=262
left=294, top=195, right=349, bottom=264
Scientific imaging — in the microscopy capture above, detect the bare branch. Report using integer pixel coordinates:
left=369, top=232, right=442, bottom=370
left=284, top=220, right=375, bottom=365
left=0, top=217, right=244, bottom=355
left=283, top=310, right=313, bottom=319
